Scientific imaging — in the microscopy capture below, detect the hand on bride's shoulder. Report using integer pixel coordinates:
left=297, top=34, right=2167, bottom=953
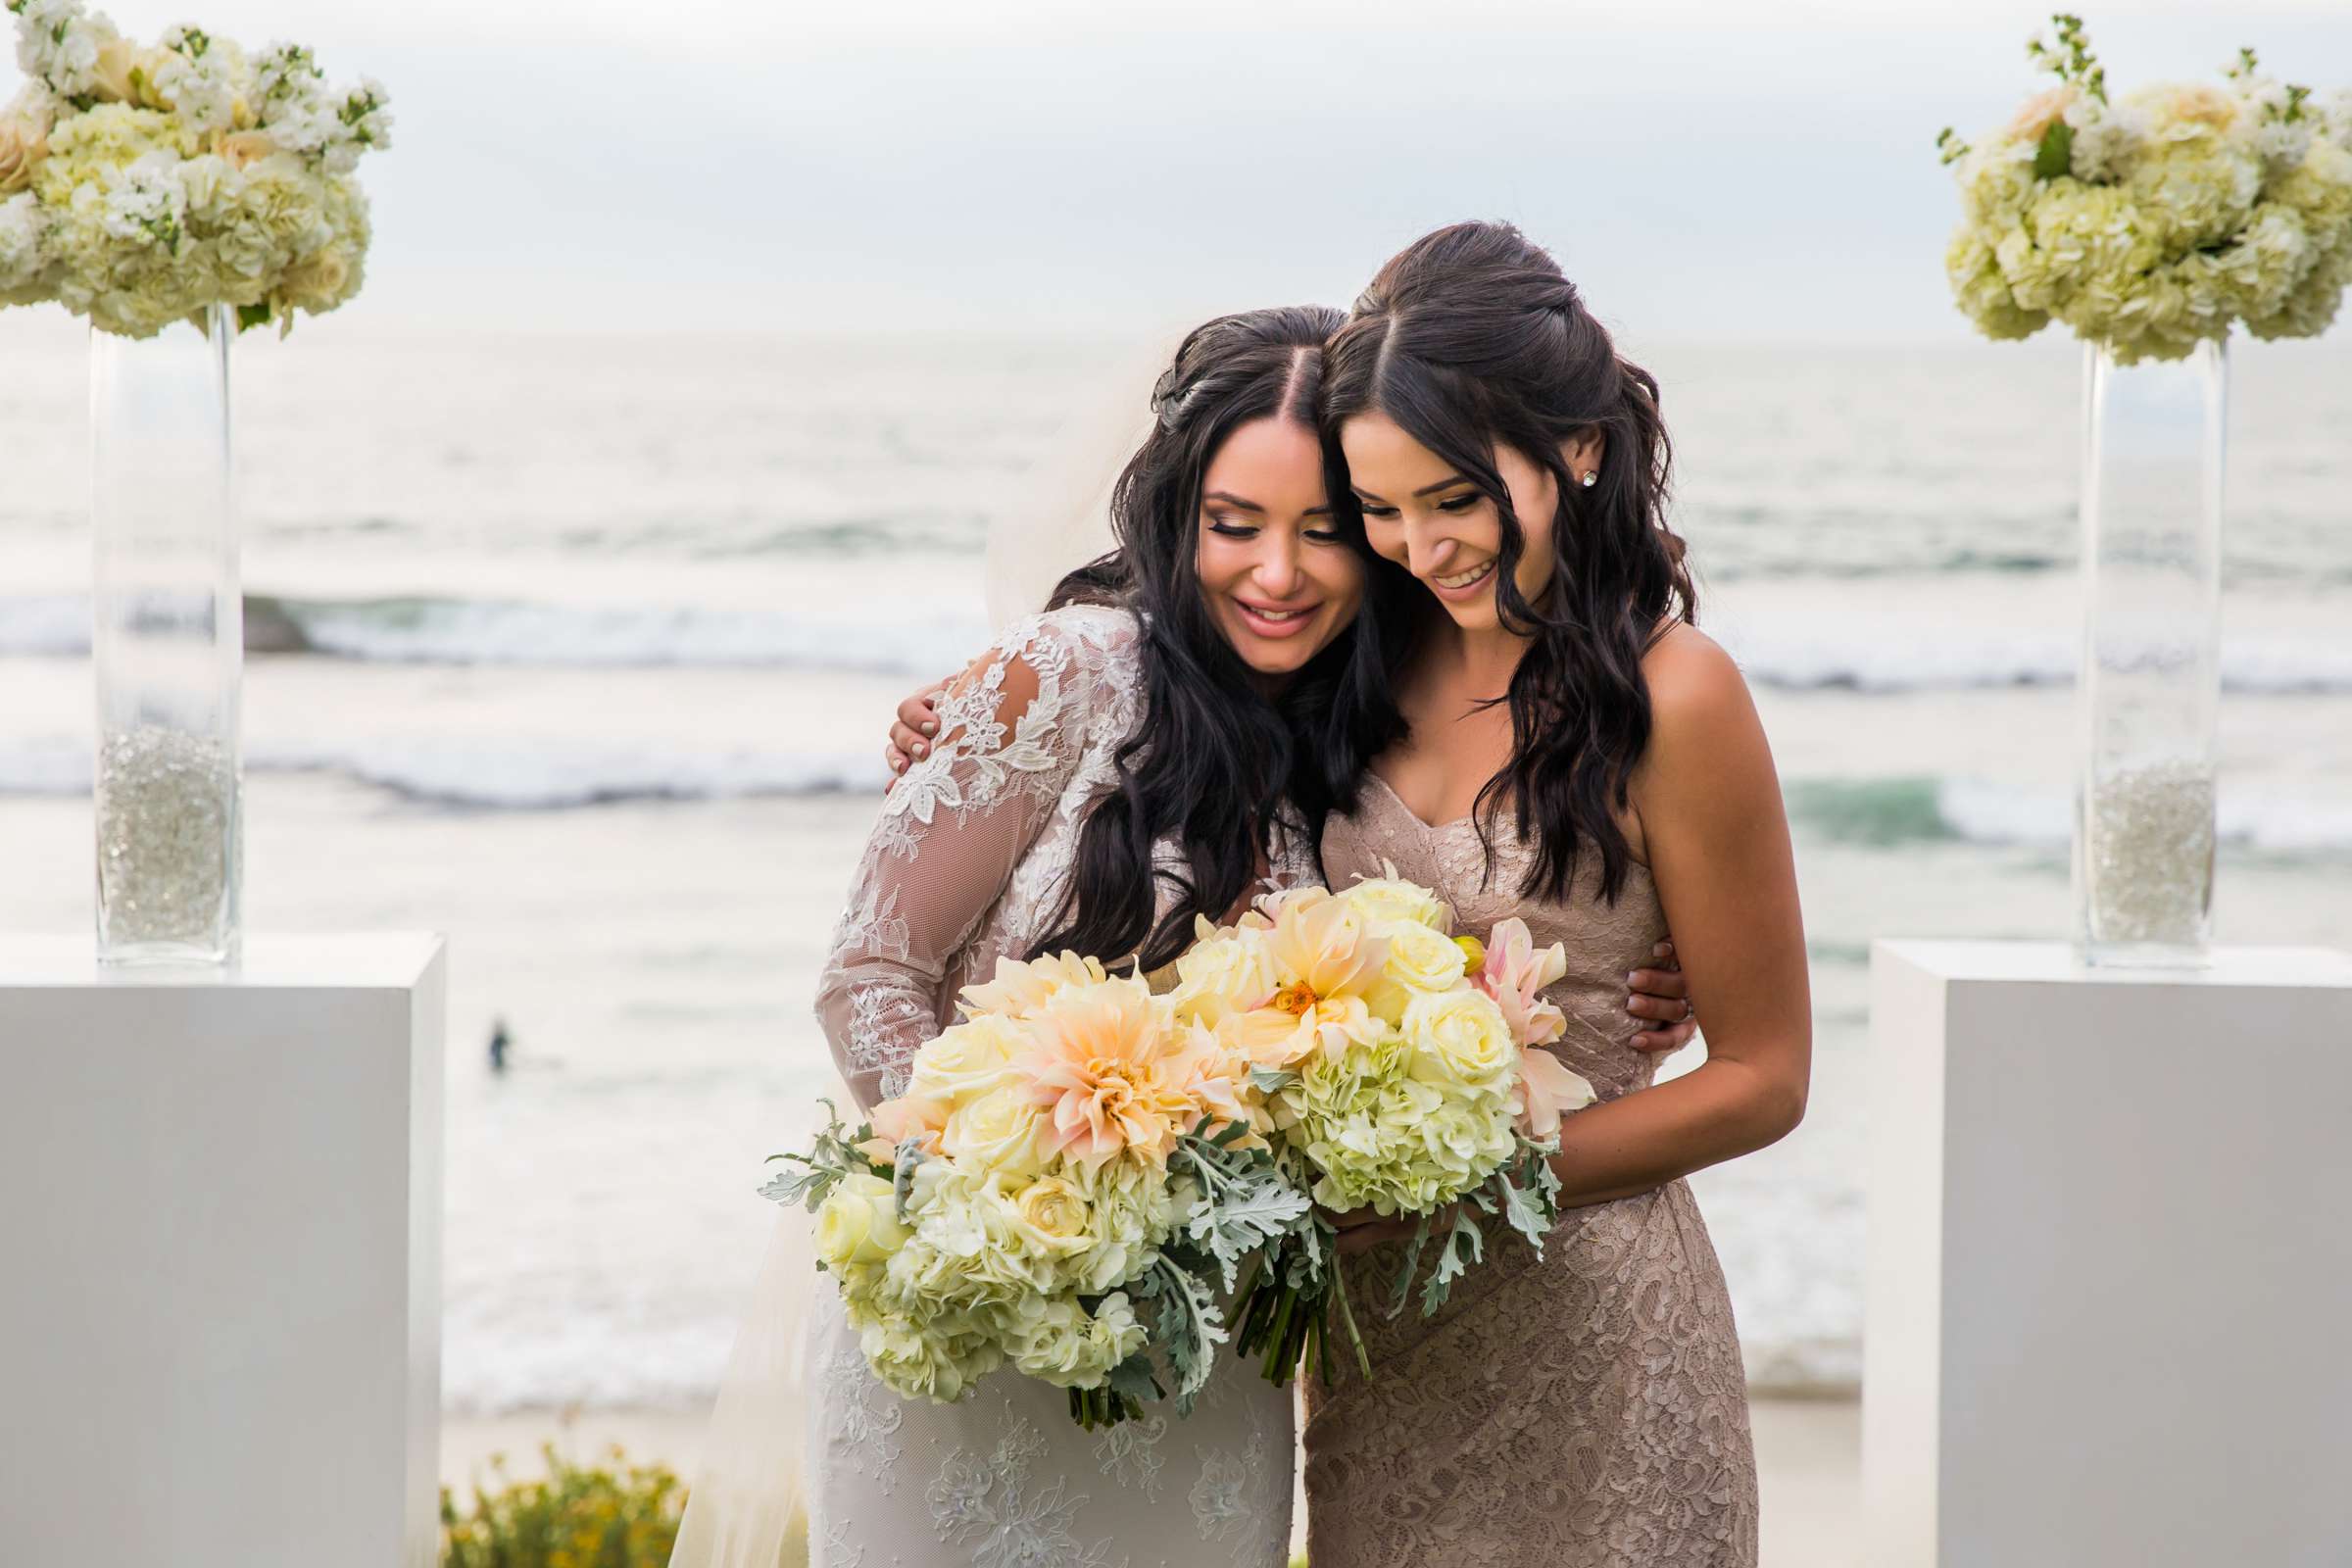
left=885, top=678, right=950, bottom=788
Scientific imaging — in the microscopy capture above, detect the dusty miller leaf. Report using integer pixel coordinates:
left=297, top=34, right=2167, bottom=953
left=1420, top=1208, right=1487, bottom=1317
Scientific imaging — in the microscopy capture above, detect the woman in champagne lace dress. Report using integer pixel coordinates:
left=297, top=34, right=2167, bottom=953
left=1298, top=223, right=1814, bottom=1567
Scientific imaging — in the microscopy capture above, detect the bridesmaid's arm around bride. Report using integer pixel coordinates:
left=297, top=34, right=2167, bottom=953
left=1547, top=621, right=1811, bottom=1207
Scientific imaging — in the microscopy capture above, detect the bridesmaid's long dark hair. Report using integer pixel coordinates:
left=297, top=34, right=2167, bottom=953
left=1028, top=307, right=1407, bottom=971
left=1323, top=220, right=1698, bottom=905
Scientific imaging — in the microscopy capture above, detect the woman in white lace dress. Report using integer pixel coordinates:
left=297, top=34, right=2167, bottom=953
left=806, top=306, right=1384, bottom=1568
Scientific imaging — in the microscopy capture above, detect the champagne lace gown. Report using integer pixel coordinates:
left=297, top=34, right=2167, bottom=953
left=809, top=604, right=1296, bottom=1568
left=1302, top=773, right=1760, bottom=1567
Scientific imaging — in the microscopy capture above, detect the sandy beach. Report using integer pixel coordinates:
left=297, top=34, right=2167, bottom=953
left=442, top=1395, right=1863, bottom=1566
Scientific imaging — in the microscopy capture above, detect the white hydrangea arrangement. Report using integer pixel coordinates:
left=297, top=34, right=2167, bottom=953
left=0, top=0, right=389, bottom=337
left=1938, top=14, right=2352, bottom=364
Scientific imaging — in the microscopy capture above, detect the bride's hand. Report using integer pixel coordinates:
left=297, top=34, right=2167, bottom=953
left=883, top=682, right=949, bottom=790
left=1627, top=937, right=1698, bottom=1054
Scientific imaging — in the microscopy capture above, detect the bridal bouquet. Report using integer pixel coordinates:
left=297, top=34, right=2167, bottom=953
left=764, top=955, right=1310, bottom=1430
left=0, top=0, right=389, bottom=337
left=1168, top=878, right=1595, bottom=1387
left=1936, top=14, right=2352, bottom=363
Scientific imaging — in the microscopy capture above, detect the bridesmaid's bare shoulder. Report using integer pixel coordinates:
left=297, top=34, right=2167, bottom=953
left=1640, top=622, right=1754, bottom=730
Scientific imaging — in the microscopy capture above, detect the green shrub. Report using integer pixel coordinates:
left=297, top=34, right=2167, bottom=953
left=440, top=1444, right=686, bottom=1568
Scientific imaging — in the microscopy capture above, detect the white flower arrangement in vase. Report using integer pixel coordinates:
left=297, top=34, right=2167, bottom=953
left=1936, top=14, right=2350, bottom=365
left=1, top=0, right=390, bottom=338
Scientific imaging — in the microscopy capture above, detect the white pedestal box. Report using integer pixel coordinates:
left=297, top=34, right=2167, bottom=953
left=1865, top=940, right=2352, bottom=1568
left=0, top=933, right=445, bottom=1568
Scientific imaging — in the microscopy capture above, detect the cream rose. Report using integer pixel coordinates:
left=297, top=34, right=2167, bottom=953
left=906, top=1013, right=1027, bottom=1107
left=89, top=38, right=146, bottom=105
left=940, top=1086, right=1051, bottom=1177
left=1340, top=872, right=1449, bottom=932
left=277, top=245, right=351, bottom=310
left=1365, top=919, right=1471, bottom=1024
left=814, top=1173, right=909, bottom=1270
left=0, top=116, right=49, bottom=198
left=1165, top=922, right=1275, bottom=1025
left=1005, top=1174, right=1091, bottom=1254
left=1402, top=986, right=1518, bottom=1093
left=217, top=129, right=277, bottom=171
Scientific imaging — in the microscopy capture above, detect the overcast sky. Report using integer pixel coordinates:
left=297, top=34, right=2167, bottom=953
left=7, top=1, right=2350, bottom=343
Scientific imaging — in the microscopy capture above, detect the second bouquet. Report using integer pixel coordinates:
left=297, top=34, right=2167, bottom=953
left=1171, top=878, right=1598, bottom=1388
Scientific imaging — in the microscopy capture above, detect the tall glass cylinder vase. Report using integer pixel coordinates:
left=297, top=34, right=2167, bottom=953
left=2073, top=339, right=2226, bottom=968
left=90, top=304, right=243, bottom=966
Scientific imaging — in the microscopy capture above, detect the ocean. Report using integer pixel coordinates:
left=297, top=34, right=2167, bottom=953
left=3, top=315, right=2347, bottom=1410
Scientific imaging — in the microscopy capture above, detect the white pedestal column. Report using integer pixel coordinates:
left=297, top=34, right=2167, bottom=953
left=0, top=933, right=445, bottom=1568
left=1865, top=940, right=2352, bottom=1568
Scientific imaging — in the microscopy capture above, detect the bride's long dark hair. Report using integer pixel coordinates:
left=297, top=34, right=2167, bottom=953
left=1028, top=306, right=1407, bottom=970
left=1323, top=220, right=1698, bottom=905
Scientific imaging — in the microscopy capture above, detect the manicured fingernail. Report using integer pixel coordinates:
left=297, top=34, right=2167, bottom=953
left=914, top=742, right=928, bottom=758
left=1626, top=971, right=1639, bottom=986
left=922, top=722, right=937, bottom=736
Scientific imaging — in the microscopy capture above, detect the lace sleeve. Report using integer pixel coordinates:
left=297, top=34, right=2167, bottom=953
left=812, top=611, right=1119, bottom=1110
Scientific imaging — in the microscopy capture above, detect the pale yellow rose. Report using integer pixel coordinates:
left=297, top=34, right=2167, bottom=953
left=1364, top=919, right=1471, bottom=1025
left=940, top=1086, right=1052, bottom=1177
left=1165, top=919, right=1276, bottom=1025
left=814, top=1173, right=909, bottom=1269
left=1005, top=1174, right=1091, bottom=1253
left=1402, top=986, right=1518, bottom=1093
left=1338, top=869, right=1449, bottom=932
left=906, top=1012, right=1027, bottom=1108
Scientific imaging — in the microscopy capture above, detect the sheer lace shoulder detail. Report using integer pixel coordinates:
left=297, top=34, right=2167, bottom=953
left=813, top=606, right=1144, bottom=1107
left=881, top=605, right=1139, bottom=847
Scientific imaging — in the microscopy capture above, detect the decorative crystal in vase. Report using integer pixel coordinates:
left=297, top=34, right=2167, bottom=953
left=90, top=304, right=244, bottom=966
left=2073, top=339, right=2226, bottom=968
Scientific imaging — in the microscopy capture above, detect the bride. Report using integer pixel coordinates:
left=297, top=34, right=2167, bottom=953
left=672, top=304, right=1695, bottom=1567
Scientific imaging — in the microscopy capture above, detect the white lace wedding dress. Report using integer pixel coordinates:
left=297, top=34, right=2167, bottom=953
left=807, top=602, right=1297, bottom=1568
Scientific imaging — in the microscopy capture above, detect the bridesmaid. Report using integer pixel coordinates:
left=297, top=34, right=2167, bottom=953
left=1305, top=221, right=1810, bottom=1567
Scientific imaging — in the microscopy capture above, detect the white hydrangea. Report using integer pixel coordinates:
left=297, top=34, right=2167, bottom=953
left=1939, top=30, right=2350, bottom=362
left=98, top=154, right=184, bottom=245
left=0, top=189, right=48, bottom=294
left=0, top=2, right=389, bottom=337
